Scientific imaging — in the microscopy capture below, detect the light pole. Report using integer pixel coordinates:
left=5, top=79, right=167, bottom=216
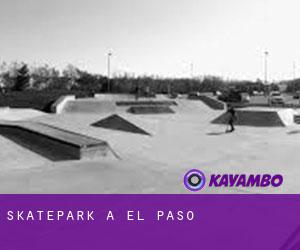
left=264, top=51, right=269, bottom=95
left=293, top=61, right=297, bottom=94
left=293, top=61, right=296, bottom=80
left=264, top=51, right=269, bottom=85
left=107, top=52, right=112, bottom=92
left=190, top=62, right=194, bottom=78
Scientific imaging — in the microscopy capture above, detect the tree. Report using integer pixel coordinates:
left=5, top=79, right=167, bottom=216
left=13, top=64, right=30, bottom=91
left=30, top=65, right=59, bottom=90
left=76, top=70, right=104, bottom=92
left=0, top=62, right=30, bottom=91
left=62, top=64, right=80, bottom=89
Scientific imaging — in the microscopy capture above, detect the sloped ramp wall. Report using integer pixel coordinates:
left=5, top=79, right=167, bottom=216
left=51, top=95, right=76, bottom=114
left=199, top=95, right=225, bottom=110
left=116, top=101, right=177, bottom=106
left=189, top=95, right=225, bottom=110
left=62, top=99, right=117, bottom=114
left=127, top=106, right=175, bottom=114
left=91, top=114, right=150, bottom=136
left=0, top=122, right=112, bottom=161
left=211, top=110, right=285, bottom=127
left=278, top=109, right=298, bottom=126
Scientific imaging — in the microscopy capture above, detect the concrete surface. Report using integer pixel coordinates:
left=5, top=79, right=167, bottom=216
left=0, top=97, right=299, bottom=194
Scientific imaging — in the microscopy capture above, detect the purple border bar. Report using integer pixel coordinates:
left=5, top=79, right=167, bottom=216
left=0, top=195, right=299, bottom=250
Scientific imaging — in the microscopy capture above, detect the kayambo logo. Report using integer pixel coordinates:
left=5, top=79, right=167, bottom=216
left=183, top=170, right=283, bottom=192
left=183, top=169, right=206, bottom=192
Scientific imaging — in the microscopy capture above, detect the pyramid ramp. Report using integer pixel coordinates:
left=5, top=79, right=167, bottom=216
left=91, top=114, right=150, bottom=136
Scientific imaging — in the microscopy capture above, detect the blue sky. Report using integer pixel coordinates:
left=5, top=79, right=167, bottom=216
left=0, top=0, right=299, bottom=80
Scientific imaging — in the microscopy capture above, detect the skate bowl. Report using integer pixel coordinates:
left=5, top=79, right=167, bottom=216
left=0, top=121, right=115, bottom=161
left=127, top=105, right=175, bottom=114
left=91, top=114, right=150, bottom=136
left=211, top=108, right=298, bottom=127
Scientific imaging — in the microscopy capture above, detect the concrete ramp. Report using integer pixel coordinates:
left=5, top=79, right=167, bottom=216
left=278, top=109, right=299, bottom=126
left=94, top=94, right=134, bottom=101
left=0, top=121, right=114, bottom=161
left=0, top=108, right=46, bottom=121
left=127, top=106, right=175, bottom=114
left=116, top=100, right=177, bottom=106
left=95, top=94, right=170, bottom=101
left=212, top=108, right=286, bottom=127
left=91, top=114, right=150, bottom=136
left=189, top=95, right=225, bottom=110
left=62, top=99, right=117, bottom=114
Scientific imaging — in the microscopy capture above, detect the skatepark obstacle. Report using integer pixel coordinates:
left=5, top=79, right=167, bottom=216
left=211, top=109, right=286, bottom=127
left=127, top=105, right=175, bottom=114
left=198, top=95, right=225, bottom=110
left=91, top=114, right=150, bottom=136
left=188, top=94, right=225, bottom=110
left=50, top=95, right=76, bottom=114
left=116, top=100, right=177, bottom=106
left=0, top=121, right=112, bottom=161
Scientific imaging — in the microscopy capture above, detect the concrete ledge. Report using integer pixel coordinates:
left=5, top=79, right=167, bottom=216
left=127, top=106, right=175, bottom=114
left=117, top=101, right=177, bottom=106
left=0, top=121, right=111, bottom=161
left=51, top=95, right=75, bottom=114
left=94, top=94, right=134, bottom=100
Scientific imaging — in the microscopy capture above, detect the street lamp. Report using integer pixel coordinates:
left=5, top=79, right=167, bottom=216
left=293, top=61, right=297, bottom=94
left=263, top=51, right=270, bottom=95
left=107, top=52, right=112, bottom=92
left=264, top=51, right=269, bottom=85
left=190, top=62, right=194, bottom=78
left=293, top=61, right=296, bottom=80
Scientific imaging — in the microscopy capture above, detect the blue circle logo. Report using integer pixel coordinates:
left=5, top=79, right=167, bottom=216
left=184, top=169, right=206, bottom=192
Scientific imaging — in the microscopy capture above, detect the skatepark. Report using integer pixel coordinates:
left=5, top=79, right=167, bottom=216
left=0, top=94, right=299, bottom=194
